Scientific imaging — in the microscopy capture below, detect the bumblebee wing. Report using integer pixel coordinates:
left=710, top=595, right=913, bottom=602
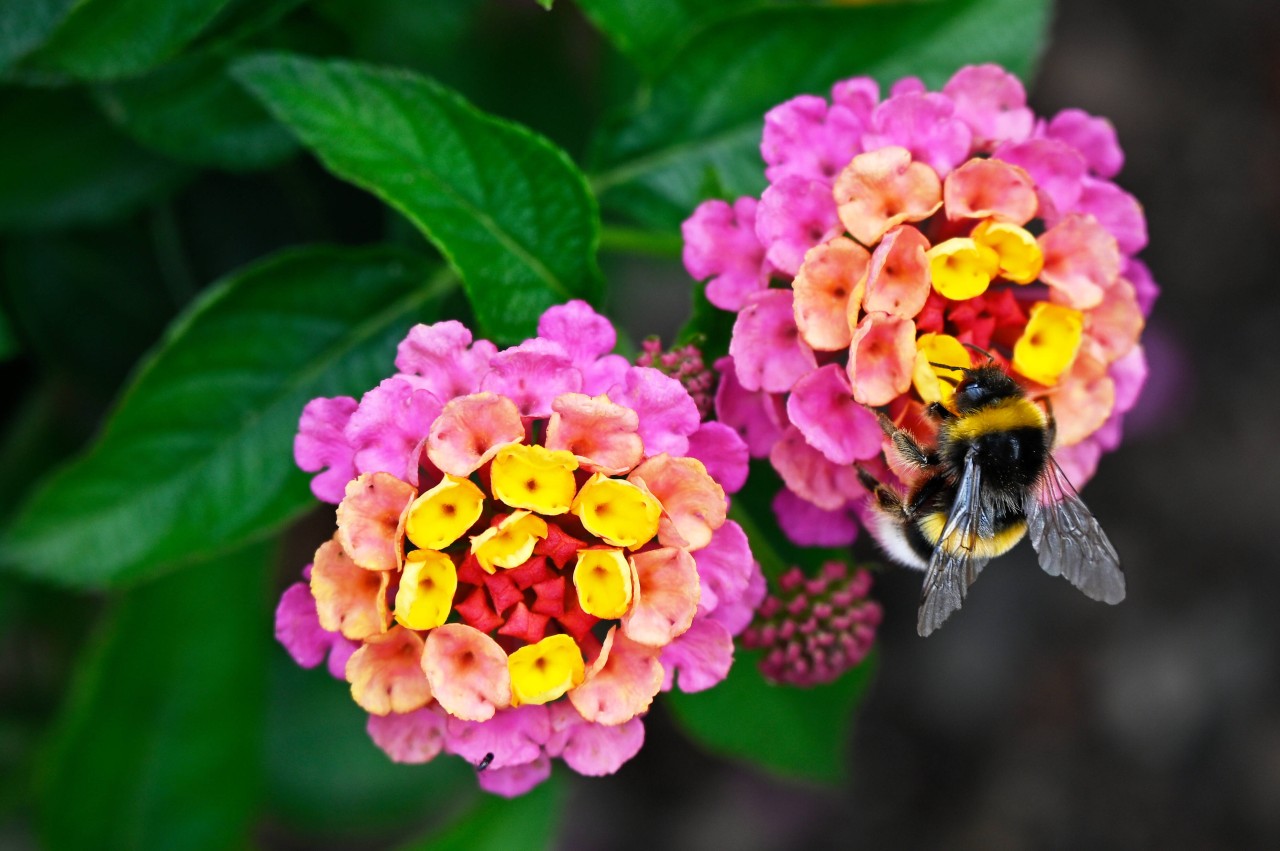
left=1025, top=457, right=1125, bottom=604
left=918, top=447, right=992, bottom=637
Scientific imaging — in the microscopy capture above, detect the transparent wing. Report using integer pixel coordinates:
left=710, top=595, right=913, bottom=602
left=1025, top=456, right=1125, bottom=604
left=918, top=448, right=992, bottom=637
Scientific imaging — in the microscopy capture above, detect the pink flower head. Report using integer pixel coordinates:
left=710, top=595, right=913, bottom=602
left=280, top=301, right=759, bottom=794
left=680, top=63, right=1155, bottom=552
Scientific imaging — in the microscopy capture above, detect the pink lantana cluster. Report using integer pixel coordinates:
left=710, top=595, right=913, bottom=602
left=684, top=64, right=1156, bottom=546
left=275, top=300, right=762, bottom=796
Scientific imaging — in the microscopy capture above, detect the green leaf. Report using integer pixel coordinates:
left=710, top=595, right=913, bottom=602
left=35, top=542, right=270, bottom=850
left=0, top=0, right=77, bottom=68
left=0, top=89, right=187, bottom=230
left=20, top=0, right=237, bottom=81
left=233, top=54, right=603, bottom=344
left=666, top=650, right=876, bottom=784
left=536, top=0, right=554, bottom=9
left=590, top=0, right=1052, bottom=229
left=575, top=0, right=760, bottom=77
left=1, top=246, right=451, bottom=588
left=398, top=772, right=565, bottom=851
left=94, top=52, right=297, bottom=171
left=265, top=656, right=476, bottom=838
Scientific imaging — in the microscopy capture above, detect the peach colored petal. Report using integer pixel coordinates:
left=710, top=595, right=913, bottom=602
left=422, top=623, right=512, bottom=722
left=792, top=236, right=869, bottom=351
left=311, top=537, right=391, bottom=640
left=846, top=312, right=916, bottom=406
left=1049, top=354, right=1115, bottom=446
left=942, top=157, right=1037, bottom=224
left=568, top=627, right=664, bottom=726
left=862, top=225, right=932, bottom=319
left=1038, top=214, right=1121, bottom=310
left=426, top=392, right=525, bottom=476
left=1083, top=278, right=1145, bottom=364
left=833, top=146, right=942, bottom=246
left=621, top=547, right=700, bottom=647
left=345, top=626, right=433, bottom=716
left=544, top=393, right=644, bottom=475
left=628, top=455, right=726, bottom=552
left=335, top=472, right=415, bottom=572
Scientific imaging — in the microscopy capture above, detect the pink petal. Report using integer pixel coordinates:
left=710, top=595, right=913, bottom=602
left=786, top=364, right=883, bottom=464
left=708, top=560, right=766, bottom=636
left=629, top=455, right=727, bottom=552
left=423, top=623, right=512, bottom=722
left=755, top=176, right=842, bottom=276
left=544, top=393, right=643, bottom=475
left=346, top=626, right=433, bottom=716
left=427, top=393, right=525, bottom=476
left=833, top=146, right=943, bottom=246
left=537, top=300, right=617, bottom=368
left=553, top=711, right=644, bottom=777
left=1085, top=278, right=1144, bottom=364
left=942, top=158, right=1038, bottom=225
left=581, top=353, right=631, bottom=396
left=729, top=289, right=818, bottom=394
left=327, top=637, right=358, bottom=680
left=1050, top=356, right=1116, bottom=447
left=444, top=704, right=551, bottom=771
left=862, top=92, right=972, bottom=177
left=569, top=627, right=664, bottom=725
left=792, top=236, right=869, bottom=352
left=769, top=425, right=865, bottom=511
left=1110, top=344, right=1148, bottom=415
left=713, top=356, right=788, bottom=458
left=395, top=320, right=496, bottom=399
left=310, top=537, right=391, bottom=640
left=481, top=339, right=583, bottom=418
left=993, top=138, right=1086, bottom=220
left=275, top=581, right=331, bottom=668
left=621, top=547, right=700, bottom=647
left=862, top=224, right=932, bottom=318
left=685, top=422, right=749, bottom=495
left=345, top=378, right=441, bottom=481
left=1074, top=176, right=1147, bottom=255
left=476, top=754, right=552, bottom=797
left=335, top=471, right=415, bottom=572
left=846, top=312, right=916, bottom=406
left=1124, top=258, right=1160, bottom=318
left=295, top=396, right=358, bottom=504
left=659, top=617, right=734, bottom=693
left=773, top=487, right=860, bottom=547
left=761, top=94, right=864, bottom=184
left=890, top=77, right=926, bottom=97
left=608, top=367, right=701, bottom=458
left=1039, top=214, right=1122, bottom=310
left=681, top=197, right=769, bottom=312
left=691, top=520, right=754, bottom=618
left=367, top=704, right=449, bottom=764
left=1052, top=438, right=1102, bottom=491
left=830, top=76, right=880, bottom=124
left=1044, top=108, right=1124, bottom=179
left=942, top=64, right=1034, bottom=149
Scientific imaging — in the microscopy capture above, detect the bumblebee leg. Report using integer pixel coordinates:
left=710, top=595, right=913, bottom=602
left=1041, top=398, right=1057, bottom=447
left=875, top=412, right=939, bottom=470
left=856, top=465, right=904, bottom=513
left=924, top=402, right=956, bottom=422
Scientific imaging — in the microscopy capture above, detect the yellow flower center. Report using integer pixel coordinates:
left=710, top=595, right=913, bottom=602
left=393, top=549, right=457, bottom=630
left=1013, top=301, right=1085, bottom=386
left=404, top=475, right=485, bottom=550
left=470, top=510, right=548, bottom=573
left=971, top=220, right=1044, bottom=284
left=927, top=237, right=999, bottom=300
left=570, top=474, right=661, bottom=549
left=507, top=634, right=585, bottom=706
left=913, top=333, right=971, bottom=405
left=572, top=549, right=634, bottom=619
left=490, top=443, right=579, bottom=515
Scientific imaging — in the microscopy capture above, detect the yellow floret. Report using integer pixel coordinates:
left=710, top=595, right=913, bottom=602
left=572, top=549, right=634, bottom=619
left=470, top=510, right=548, bottom=573
left=491, top=444, right=579, bottom=515
left=404, top=475, right=485, bottom=551
left=570, top=474, right=661, bottom=549
left=1013, top=302, right=1084, bottom=386
left=913, top=333, right=971, bottom=405
left=394, top=549, right=457, bottom=630
left=927, top=237, right=999, bottom=300
left=971, top=220, right=1044, bottom=284
left=508, top=634, right=585, bottom=706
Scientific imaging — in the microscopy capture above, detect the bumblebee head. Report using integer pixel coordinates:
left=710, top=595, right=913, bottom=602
left=930, top=345, right=1025, bottom=413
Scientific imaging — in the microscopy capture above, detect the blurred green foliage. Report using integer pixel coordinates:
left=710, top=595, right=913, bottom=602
left=0, top=0, right=1049, bottom=847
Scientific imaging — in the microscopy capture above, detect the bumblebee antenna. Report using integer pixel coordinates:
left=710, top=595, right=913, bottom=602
left=960, top=342, right=997, bottom=363
left=928, top=361, right=968, bottom=373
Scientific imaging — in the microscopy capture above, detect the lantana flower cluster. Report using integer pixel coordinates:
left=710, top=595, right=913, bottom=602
left=275, top=301, right=762, bottom=796
left=684, top=64, right=1157, bottom=546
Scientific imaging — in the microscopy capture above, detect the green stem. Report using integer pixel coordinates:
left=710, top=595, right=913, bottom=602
left=598, top=226, right=683, bottom=259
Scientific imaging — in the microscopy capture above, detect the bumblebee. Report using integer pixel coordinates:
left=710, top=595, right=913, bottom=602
left=859, top=355, right=1125, bottom=636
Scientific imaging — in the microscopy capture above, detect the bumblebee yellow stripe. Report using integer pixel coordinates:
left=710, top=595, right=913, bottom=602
left=944, top=397, right=1045, bottom=442
left=918, top=512, right=1028, bottom=559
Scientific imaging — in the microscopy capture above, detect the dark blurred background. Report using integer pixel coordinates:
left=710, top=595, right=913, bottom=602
left=587, top=1, right=1280, bottom=849
left=2, top=1, right=1277, bottom=849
